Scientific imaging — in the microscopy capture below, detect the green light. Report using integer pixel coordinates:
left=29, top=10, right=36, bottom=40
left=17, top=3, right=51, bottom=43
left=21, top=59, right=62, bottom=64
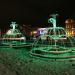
left=10, top=22, right=18, bottom=30
left=2, top=21, right=26, bottom=47
left=30, top=14, right=75, bottom=59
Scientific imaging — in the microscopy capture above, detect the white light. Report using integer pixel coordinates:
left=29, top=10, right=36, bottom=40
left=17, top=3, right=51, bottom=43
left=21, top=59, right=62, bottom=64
left=7, top=30, right=12, bottom=35
left=20, top=37, right=26, bottom=40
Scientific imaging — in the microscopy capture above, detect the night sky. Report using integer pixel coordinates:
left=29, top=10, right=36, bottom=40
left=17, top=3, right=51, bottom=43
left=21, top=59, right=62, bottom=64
left=0, top=0, right=75, bottom=27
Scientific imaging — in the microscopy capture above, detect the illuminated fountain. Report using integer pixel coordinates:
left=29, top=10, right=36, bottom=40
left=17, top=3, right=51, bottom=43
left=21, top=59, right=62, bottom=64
left=30, top=14, right=75, bottom=59
left=2, top=22, right=26, bottom=48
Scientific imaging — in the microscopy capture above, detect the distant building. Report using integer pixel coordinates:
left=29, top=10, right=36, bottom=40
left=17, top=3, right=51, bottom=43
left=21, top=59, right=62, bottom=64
left=65, top=19, right=75, bottom=37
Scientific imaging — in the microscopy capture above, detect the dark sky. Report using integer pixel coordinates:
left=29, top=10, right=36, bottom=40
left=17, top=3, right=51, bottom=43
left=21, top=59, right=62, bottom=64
left=0, top=0, right=75, bottom=27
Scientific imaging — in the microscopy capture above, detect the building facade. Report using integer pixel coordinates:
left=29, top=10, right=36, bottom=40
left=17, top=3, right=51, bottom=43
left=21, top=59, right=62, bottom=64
left=65, top=19, right=75, bottom=37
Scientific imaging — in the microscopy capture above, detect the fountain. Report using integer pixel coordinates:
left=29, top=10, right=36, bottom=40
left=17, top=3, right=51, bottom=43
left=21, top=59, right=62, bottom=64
left=30, top=14, right=75, bottom=59
left=1, top=22, right=27, bottom=48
